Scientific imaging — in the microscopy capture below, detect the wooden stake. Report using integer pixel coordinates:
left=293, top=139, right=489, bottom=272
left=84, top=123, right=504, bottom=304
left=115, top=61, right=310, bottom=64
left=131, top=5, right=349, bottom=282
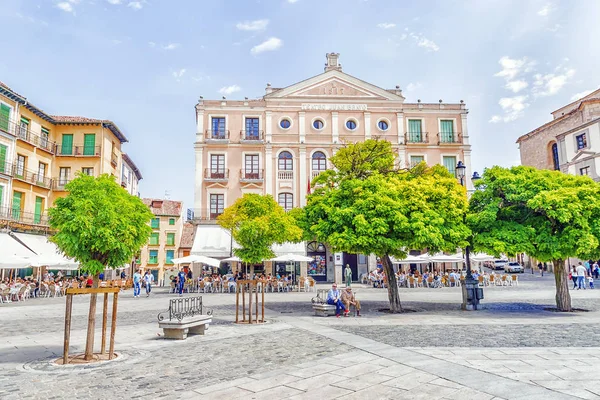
left=235, top=283, right=240, bottom=323
left=108, top=292, right=119, bottom=360
left=262, top=286, right=265, bottom=322
left=101, top=292, right=108, bottom=354
left=242, top=283, right=246, bottom=322
left=63, top=294, right=73, bottom=364
left=249, top=281, right=253, bottom=324
left=255, top=284, right=258, bottom=323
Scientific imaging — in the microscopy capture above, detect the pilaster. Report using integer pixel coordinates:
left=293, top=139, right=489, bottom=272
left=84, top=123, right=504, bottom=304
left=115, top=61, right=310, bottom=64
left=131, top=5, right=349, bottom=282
left=265, top=145, right=273, bottom=195
left=299, top=112, right=306, bottom=144
left=299, top=146, right=307, bottom=207
left=266, top=111, right=273, bottom=143
left=364, top=112, right=371, bottom=139
left=397, top=112, right=405, bottom=144
left=332, top=112, right=339, bottom=144
left=196, top=110, right=204, bottom=142
left=194, top=146, right=204, bottom=213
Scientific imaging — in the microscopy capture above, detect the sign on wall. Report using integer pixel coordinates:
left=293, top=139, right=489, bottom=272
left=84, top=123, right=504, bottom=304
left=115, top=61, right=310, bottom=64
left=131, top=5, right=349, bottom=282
left=301, top=104, right=368, bottom=111
left=334, top=252, right=343, bottom=266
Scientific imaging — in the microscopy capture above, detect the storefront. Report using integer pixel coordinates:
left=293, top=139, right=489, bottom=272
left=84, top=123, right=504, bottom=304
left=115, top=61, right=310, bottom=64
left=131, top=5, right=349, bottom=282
left=307, top=242, right=328, bottom=282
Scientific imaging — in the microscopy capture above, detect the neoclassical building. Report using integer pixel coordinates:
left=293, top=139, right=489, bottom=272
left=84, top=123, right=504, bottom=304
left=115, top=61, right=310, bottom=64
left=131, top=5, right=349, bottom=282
left=192, top=53, right=473, bottom=282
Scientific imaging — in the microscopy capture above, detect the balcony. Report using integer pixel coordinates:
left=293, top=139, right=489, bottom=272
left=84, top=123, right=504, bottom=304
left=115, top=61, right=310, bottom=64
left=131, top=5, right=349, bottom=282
left=240, top=130, right=264, bottom=143
left=405, top=132, right=429, bottom=144
left=204, top=168, right=229, bottom=182
left=121, top=175, right=128, bottom=188
left=12, top=165, right=53, bottom=189
left=1, top=118, right=56, bottom=153
left=278, top=170, right=293, bottom=180
left=240, top=169, right=264, bottom=182
left=53, top=178, right=72, bottom=191
left=204, top=129, right=230, bottom=142
left=437, top=132, right=463, bottom=145
left=311, top=169, right=327, bottom=180
left=0, top=206, right=49, bottom=227
left=56, top=145, right=101, bottom=157
left=191, top=208, right=224, bottom=224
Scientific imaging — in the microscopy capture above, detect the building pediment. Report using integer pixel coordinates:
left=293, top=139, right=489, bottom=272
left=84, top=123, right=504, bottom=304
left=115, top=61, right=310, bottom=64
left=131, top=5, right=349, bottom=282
left=571, top=149, right=596, bottom=162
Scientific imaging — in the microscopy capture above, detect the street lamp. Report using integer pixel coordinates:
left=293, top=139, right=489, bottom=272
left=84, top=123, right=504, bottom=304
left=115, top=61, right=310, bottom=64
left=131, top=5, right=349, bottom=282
left=456, top=161, right=482, bottom=311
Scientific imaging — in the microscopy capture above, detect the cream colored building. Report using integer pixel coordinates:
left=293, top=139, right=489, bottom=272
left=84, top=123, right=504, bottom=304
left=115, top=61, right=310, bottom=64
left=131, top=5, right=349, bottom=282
left=192, top=53, right=473, bottom=282
left=121, top=153, right=142, bottom=196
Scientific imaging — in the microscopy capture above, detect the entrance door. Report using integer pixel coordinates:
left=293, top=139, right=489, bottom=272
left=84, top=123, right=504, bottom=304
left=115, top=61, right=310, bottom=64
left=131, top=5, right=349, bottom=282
left=307, top=242, right=327, bottom=282
left=343, top=253, right=358, bottom=281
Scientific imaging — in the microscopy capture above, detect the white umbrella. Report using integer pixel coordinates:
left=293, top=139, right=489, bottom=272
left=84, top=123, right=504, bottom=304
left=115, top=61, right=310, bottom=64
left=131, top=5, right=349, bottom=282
left=29, top=255, right=79, bottom=270
left=171, top=254, right=221, bottom=268
left=428, top=253, right=464, bottom=263
left=390, top=255, right=430, bottom=264
left=0, top=255, right=31, bottom=270
left=470, top=253, right=495, bottom=262
left=221, top=256, right=242, bottom=262
left=269, top=253, right=314, bottom=262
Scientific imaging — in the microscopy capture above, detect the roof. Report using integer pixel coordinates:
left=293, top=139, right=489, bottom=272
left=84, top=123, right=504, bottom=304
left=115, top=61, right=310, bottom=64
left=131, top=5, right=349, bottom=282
left=142, top=198, right=182, bottom=217
left=122, top=153, right=143, bottom=180
left=551, top=88, right=600, bottom=116
left=179, top=223, right=195, bottom=248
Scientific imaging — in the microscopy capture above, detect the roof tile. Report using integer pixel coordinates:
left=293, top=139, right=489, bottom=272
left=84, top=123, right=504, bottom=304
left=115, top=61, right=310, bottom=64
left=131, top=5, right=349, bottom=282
left=142, top=198, right=182, bottom=216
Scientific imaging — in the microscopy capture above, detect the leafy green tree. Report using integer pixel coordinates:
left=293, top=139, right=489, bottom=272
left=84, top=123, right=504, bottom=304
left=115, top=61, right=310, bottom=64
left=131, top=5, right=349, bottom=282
left=300, top=139, right=469, bottom=312
left=468, top=166, right=600, bottom=311
left=218, top=194, right=302, bottom=266
left=49, top=174, right=153, bottom=360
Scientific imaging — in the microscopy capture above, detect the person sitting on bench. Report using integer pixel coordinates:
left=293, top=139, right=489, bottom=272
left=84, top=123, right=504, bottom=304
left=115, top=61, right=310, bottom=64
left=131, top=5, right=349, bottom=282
left=326, top=283, right=347, bottom=317
left=341, top=286, right=360, bottom=316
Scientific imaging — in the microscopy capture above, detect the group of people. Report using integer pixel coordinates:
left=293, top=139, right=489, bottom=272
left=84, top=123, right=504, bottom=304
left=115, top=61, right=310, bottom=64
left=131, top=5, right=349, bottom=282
left=571, top=262, right=596, bottom=290
left=132, top=270, right=155, bottom=298
left=326, top=283, right=361, bottom=317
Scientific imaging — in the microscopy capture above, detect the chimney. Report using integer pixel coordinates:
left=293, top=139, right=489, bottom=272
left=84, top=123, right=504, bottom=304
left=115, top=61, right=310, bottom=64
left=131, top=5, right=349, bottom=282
left=324, top=52, right=342, bottom=72
left=265, top=83, right=273, bottom=95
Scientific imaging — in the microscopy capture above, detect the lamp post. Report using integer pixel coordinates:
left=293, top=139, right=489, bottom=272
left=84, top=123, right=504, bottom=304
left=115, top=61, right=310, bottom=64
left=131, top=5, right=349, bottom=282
left=456, top=161, right=482, bottom=310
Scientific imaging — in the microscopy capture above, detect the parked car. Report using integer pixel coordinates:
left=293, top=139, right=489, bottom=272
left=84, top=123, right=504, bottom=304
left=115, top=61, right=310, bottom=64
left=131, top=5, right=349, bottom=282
left=504, top=262, right=524, bottom=273
left=492, top=259, right=508, bottom=270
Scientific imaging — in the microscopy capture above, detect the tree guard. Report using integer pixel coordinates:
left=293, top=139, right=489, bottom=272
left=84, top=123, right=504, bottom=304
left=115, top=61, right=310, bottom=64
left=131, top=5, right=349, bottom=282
left=235, top=279, right=265, bottom=324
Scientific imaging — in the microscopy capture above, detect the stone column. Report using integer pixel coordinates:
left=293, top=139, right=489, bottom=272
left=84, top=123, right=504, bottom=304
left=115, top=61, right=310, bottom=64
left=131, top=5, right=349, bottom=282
left=299, top=111, right=306, bottom=144
left=364, top=112, right=371, bottom=139
left=196, top=109, right=204, bottom=143
left=397, top=112, right=405, bottom=145
left=265, top=111, right=272, bottom=143
left=265, top=145, right=273, bottom=195
left=194, top=146, right=204, bottom=214
left=332, top=112, right=339, bottom=144
left=299, top=146, right=307, bottom=207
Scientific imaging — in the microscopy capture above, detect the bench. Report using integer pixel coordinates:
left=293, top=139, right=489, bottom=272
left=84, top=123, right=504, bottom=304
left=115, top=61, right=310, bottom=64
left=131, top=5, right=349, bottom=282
left=157, top=296, right=212, bottom=340
left=311, top=289, right=336, bottom=317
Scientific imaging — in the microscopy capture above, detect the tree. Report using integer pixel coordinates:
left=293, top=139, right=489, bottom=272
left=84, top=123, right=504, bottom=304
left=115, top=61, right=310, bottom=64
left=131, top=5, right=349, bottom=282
left=218, top=194, right=302, bottom=266
left=300, top=139, right=469, bottom=312
left=468, top=166, right=600, bottom=311
left=49, top=174, right=153, bottom=360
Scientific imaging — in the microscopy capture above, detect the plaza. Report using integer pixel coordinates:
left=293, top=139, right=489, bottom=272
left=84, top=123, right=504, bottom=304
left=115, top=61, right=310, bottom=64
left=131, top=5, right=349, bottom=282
left=1, top=272, right=600, bottom=400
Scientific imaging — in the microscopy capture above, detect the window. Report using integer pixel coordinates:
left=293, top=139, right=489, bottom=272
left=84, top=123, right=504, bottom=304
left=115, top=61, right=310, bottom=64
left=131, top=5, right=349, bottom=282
left=211, top=117, right=226, bottom=138
left=280, top=118, right=291, bottom=129
left=244, top=154, right=260, bottom=179
left=82, top=167, right=94, bottom=176
left=166, top=232, right=175, bottom=246
left=149, top=233, right=159, bottom=245
left=245, top=118, right=259, bottom=138
left=83, top=134, right=96, bottom=156
left=278, top=193, right=293, bottom=211
left=378, top=120, right=389, bottom=131
left=210, top=194, right=224, bottom=219
left=41, top=127, right=49, bottom=148
left=408, top=119, right=422, bottom=142
left=551, top=143, right=560, bottom=171
left=0, top=103, right=10, bottom=132
left=440, top=120, right=455, bottom=143
left=61, top=134, right=73, bottom=155
left=19, top=117, right=29, bottom=139
left=151, top=218, right=160, bottom=229
left=0, top=185, right=3, bottom=210
left=442, top=156, right=457, bottom=176
left=580, top=166, right=590, bottom=176
left=34, top=197, right=42, bottom=224
left=313, top=119, right=324, bottom=130
left=12, top=191, right=22, bottom=220
left=16, top=155, right=25, bottom=178
left=59, top=167, right=71, bottom=185
left=169, top=218, right=175, bottom=225
left=37, top=162, right=46, bottom=181
left=576, top=133, right=587, bottom=150
left=410, top=156, right=425, bottom=167
left=345, top=119, right=357, bottom=131
left=278, top=151, right=293, bottom=170
left=148, top=250, right=158, bottom=265
left=166, top=250, right=174, bottom=265
left=0, top=144, right=6, bottom=174
left=312, top=151, right=327, bottom=171
left=210, top=154, right=225, bottom=178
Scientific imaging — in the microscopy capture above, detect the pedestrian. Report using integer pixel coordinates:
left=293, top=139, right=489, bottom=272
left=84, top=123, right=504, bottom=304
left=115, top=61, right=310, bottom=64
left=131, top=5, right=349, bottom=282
left=120, top=270, right=126, bottom=279
left=588, top=276, right=594, bottom=289
left=576, top=262, right=587, bottom=290
left=570, top=266, right=577, bottom=290
left=177, top=268, right=186, bottom=296
left=326, top=283, right=347, bottom=318
left=144, top=271, right=154, bottom=297
left=133, top=269, right=142, bottom=298
left=538, top=262, right=543, bottom=277
left=344, top=264, right=352, bottom=287
left=593, top=263, right=599, bottom=279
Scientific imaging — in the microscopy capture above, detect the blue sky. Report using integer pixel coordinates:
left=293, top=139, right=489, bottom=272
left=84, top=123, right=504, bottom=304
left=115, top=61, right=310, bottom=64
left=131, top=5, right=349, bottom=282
left=1, top=0, right=599, bottom=210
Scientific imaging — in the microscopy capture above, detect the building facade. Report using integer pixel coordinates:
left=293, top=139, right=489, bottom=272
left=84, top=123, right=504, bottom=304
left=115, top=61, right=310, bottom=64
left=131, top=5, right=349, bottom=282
left=517, top=88, right=600, bottom=176
left=139, top=199, right=183, bottom=284
left=192, top=53, right=473, bottom=282
left=0, top=81, right=141, bottom=233
left=121, top=153, right=142, bottom=196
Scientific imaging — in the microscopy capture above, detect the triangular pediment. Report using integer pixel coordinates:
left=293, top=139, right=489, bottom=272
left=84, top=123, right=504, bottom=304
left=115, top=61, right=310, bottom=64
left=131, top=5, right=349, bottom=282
left=571, top=149, right=596, bottom=162
left=266, top=70, right=405, bottom=101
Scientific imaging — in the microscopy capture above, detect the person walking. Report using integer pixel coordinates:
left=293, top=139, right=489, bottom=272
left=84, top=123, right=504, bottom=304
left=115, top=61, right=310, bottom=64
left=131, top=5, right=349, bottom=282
left=133, top=269, right=142, bottom=298
left=177, top=268, right=186, bottom=296
left=326, top=283, right=347, bottom=317
left=344, top=264, right=352, bottom=287
left=571, top=266, right=578, bottom=290
left=576, top=262, right=587, bottom=290
left=144, top=271, right=154, bottom=297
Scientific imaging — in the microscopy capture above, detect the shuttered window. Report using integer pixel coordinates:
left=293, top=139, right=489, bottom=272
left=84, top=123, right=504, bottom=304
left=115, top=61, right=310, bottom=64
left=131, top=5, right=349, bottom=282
left=410, top=156, right=425, bottom=167
left=61, top=134, right=73, bottom=155
left=151, top=218, right=160, bottom=229
left=442, top=156, right=457, bottom=176
left=166, top=250, right=174, bottom=265
left=34, top=197, right=43, bottom=224
left=166, top=232, right=175, bottom=246
left=83, top=134, right=96, bottom=156
left=440, top=120, right=454, bottom=143
left=408, top=120, right=422, bottom=142
left=12, top=191, right=22, bottom=219
left=0, top=144, right=6, bottom=174
left=0, top=104, right=10, bottom=131
left=149, top=250, right=158, bottom=264
left=149, top=232, right=159, bottom=245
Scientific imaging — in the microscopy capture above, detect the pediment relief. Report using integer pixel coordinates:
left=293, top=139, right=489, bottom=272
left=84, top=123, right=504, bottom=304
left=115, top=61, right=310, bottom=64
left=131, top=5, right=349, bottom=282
left=294, top=79, right=381, bottom=98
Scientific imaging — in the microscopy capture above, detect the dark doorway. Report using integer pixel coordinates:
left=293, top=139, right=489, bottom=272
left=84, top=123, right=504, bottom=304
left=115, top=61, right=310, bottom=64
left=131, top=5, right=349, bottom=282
left=307, top=242, right=327, bottom=282
left=343, top=253, right=358, bottom=281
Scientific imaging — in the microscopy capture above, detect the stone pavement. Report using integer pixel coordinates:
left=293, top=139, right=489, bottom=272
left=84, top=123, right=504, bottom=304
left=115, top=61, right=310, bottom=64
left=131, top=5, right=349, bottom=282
left=1, top=273, right=599, bottom=399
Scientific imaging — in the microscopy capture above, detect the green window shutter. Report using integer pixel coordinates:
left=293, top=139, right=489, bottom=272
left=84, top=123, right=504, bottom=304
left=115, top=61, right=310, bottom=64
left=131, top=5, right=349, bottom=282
left=150, top=233, right=159, bottom=245
left=440, top=120, right=454, bottom=143
left=0, top=144, right=6, bottom=174
left=83, top=134, right=95, bottom=156
left=443, top=156, right=457, bottom=176
left=166, top=250, right=174, bottom=265
left=169, top=218, right=175, bottom=225
left=151, top=218, right=160, bottom=229
left=0, top=104, right=10, bottom=131
left=149, top=250, right=158, bottom=264
left=12, top=191, right=22, bottom=219
left=410, top=156, right=424, bottom=167
left=408, top=120, right=422, bottom=142
left=167, top=233, right=175, bottom=246
left=0, top=185, right=3, bottom=210
left=34, top=197, right=43, bottom=224
left=61, top=134, right=73, bottom=155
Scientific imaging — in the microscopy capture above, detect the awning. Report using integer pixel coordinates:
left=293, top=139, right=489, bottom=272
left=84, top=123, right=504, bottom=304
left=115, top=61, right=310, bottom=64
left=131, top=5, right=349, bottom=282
left=390, top=255, right=430, bottom=264
left=191, top=226, right=238, bottom=258
left=11, top=232, right=79, bottom=270
left=272, top=242, right=305, bottom=256
left=0, top=233, right=35, bottom=269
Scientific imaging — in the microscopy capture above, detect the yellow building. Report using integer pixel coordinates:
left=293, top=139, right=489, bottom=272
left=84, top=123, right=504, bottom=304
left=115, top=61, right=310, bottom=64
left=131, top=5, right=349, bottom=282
left=0, top=81, right=138, bottom=232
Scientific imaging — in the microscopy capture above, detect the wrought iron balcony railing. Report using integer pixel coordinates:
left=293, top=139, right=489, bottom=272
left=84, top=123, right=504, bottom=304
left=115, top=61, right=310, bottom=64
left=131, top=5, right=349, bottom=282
left=437, top=132, right=463, bottom=145
left=55, top=144, right=101, bottom=157
left=204, top=130, right=230, bottom=141
left=240, top=169, right=264, bottom=182
left=240, top=130, right=264, bottom=142
left=405, top=132, right=429, bottom=144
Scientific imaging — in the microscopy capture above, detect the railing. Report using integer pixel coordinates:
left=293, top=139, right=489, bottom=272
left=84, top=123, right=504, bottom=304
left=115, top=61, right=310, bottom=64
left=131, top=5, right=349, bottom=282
left=191, top=208, right=223, bottom=222
left=240, top=169, right=264, bottom=181
left=111, top=152, right=118, bottom=167
left=437, top=132, right=463, bottom=145
left=0, top=117, right=56, bottom=153
left=278, top=170, right=293, bottom=180
left=204, top=130, right=230, bottom=140
left=405, top=132, right=429, bottom=144
left=53, top=178, right=72, bottom=191
left=12, top=165, right=53, bottom=189
left=311, top=169, right=327, bottom=180
left=0, top=206, right=49, bottom=226
left=157, top=296, right=211, bottom=322
left=0, top=161, right=15, bottom=177
left=204, top=168, right=229, bottom=181
left=55, top=145, right=101, bottom=157
left=240, top=130, right=264, bottom=141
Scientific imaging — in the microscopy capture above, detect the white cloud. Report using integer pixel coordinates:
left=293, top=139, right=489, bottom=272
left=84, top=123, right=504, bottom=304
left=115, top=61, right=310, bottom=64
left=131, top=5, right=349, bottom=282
left=236, top=19, right=269, bottom=31
left=406, top=82, right=422, bottom=91
left=148, top=41, right=156, bottom=47
left=107, top=0, right=121, bottom=4
left=496, top=95, right=529, bottom=122
left=377, top=23, right=396, bottom=29
left=112, top=39, right=122, bottom=45
left=172, top=69, right=186, bottom=81
left=128, top=1, right=143, bottom=10
left=162, top=43, right=181, bottom=50
left=494, top=56, right=536, bottom=81
left=537, top=3, right=556, bottom=16
left=409, top=33, right=439, bottom=52
left=571, top=90, right=594, bottom=101
left=56, top=2, right=75, bottom=13
left=218, top=85, right=241, bottom=96
left=505, top=80, right=529, bottom=93
left=533, top=68, right=575, bottom=97
left=251, top=37, right=283, bottom=55
left=489, top=115, right=502, bottom=123
left=287, top=0, right=299, bottom=3
left=547, top=23, right=562, bottom=32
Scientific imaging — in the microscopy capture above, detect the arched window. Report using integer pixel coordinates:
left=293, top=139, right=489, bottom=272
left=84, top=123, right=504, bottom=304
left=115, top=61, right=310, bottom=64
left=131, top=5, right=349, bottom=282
left=278, top=193, right=293, bottom=211
left=552, top=143, right=560, bottom=170
left=278, top=151, right=293, bottom=170
left=312, top=151, right=327, bottom=171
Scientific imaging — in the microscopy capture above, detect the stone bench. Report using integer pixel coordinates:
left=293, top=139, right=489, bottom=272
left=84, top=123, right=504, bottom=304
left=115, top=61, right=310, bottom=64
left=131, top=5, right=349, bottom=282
left=158, top=315, right=212, bottom=340
left=312, top=303, right=337, bottom=317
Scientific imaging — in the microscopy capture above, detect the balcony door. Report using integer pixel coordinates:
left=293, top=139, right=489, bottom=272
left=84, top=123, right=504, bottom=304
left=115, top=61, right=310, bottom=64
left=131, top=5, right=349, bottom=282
left=245, top=118, right=259, bottom=139
left=59, top=167, right=71, bottom=186
left=210, top=194, right=224, bottom=219
left=210, top=154, right=225, bottom=179
left=244, top=154, right=259, bottom=179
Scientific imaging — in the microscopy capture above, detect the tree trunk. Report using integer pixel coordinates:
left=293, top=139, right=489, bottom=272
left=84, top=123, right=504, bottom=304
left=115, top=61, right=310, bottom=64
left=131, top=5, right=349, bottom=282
left=84, top=274, right=99, bottom=360
left=381, top=254, right=403, bottom=313
left=553, top=259, right=572, bottom=312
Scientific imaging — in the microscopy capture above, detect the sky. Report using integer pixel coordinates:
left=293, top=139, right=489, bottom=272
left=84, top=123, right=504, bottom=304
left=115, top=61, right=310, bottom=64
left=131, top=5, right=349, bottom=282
left=1, top=0, right=599, bottom=211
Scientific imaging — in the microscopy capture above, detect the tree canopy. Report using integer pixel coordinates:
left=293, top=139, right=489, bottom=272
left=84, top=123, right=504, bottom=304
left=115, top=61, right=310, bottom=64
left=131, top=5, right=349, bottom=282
left=468, top=166, right=600, bottom=311
left=49, top=173, right=153, bottom=276
left=218, top=193, right=302, bottom=265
